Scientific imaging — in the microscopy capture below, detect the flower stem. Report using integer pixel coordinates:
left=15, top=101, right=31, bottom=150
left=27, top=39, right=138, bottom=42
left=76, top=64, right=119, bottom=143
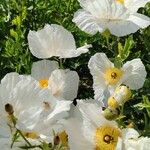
left=17, top=129, right=32, bottom=147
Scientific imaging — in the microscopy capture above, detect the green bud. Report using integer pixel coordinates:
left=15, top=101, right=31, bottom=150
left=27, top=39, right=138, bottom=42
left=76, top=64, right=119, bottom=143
left=102, top=108, right=119, bottom=120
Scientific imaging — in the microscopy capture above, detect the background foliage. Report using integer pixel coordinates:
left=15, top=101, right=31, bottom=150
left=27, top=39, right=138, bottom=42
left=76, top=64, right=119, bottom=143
left=0, top=0, right=150, bottom=136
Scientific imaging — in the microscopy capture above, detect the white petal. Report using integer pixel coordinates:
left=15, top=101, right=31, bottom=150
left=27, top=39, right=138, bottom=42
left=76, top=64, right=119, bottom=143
left=73, top=9, right=103, bottom=34
left=59, top=43, right=91, bottom=58
left=122, top=59, right=147, bottom=89
left=0, top=138, right=12, bottom=150
left=82, top=116, right=96, bottom=144
left=116, top=137, right=123, bottom=150
left=122, top=128, right=139, bottom=140
left=46, top=100, right=71, bottom=122
left=63, top=118, right=94, bottom=150
left=124, top=136, right=150, bottom=150
left=31, top=60, right=59, bottom=80
left=88, top=53, right=114, bottom=74
left=28, top=24, right=55, bottom=58
left=103, top=19, right=140, bottom=37
left=88, top=53, right=114, bottom=102
left=0, top=72, right=28, bottom=93
left=49, top=69, right=79, bottom=100
left=28, top=24, right=89, bottom=58
left=28, top=24, right=76, bottom=58
left=128, top=13, right=150, bottom=28
left=77, top=100, right=117, bottom=127
left=125, top=0, right=150, bottom=13
left=12, top=76, right=57, bottom=129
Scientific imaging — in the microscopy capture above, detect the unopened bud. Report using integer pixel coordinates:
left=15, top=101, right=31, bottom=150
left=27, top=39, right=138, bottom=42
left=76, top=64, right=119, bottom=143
left=103, top=108, right=119, bottom=120
left=108, top=96, right=119, bottom=109
left=5, top=103, right=14, bottom=115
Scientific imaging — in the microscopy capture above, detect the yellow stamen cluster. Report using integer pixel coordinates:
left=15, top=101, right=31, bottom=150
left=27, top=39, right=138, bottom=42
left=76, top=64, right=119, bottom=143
left=54, top=131, right=68, bottom=147
left=104, top=68, right=123, bottom=85
left=95, top=125, right=121, bottom=150
left=116, top=0, right=124, bottom=4
left=58, top=131, right=68, bottom=147
left=39, top=79, right=48, bottom=88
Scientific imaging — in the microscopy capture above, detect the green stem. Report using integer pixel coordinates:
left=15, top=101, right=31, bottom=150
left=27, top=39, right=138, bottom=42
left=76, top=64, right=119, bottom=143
left=17, top=129, right=32, bottom=147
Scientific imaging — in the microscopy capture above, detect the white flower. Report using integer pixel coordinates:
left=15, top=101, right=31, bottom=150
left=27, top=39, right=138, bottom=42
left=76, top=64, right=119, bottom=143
left=28, top=24, right=91, bottom=58
left=73, top=0, right=150, bottom=36
left=123, top=0, right=150, bottom=13
left=64, top=100, right=122, bottom=150
left=0, top=73, right=71, bottom=143
left=31, top=60, right=79, bottom=100
left=88, top=53, right=147, bottom=104
left=116, top=128, right=150, bottom=150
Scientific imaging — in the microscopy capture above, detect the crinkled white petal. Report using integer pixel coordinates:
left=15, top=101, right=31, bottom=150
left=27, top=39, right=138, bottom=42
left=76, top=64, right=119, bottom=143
left=0, top=73, right=28, bottom=98
left=119, top=128, right=150, bottom=150
left=125, top=0, right=150, bottom=13
left=63, top=118, right=94, bottom=150
left=88, top=53, right=114, bottom=102
left=79, top=0, right=129, bottom=20
left=124, top=136, right=150, bottom=150
left=88, top=53, right=114, bottom=76
left=59, top=44, right=91, bottom=58
left=28, top=24, right=90, bottom=58
left=31, top=60, right=59, bottom=80
left=122, top=58, right=147, bottom=89
left=128, top=13, right=150, bottom=28
left=49, top=69, right=79, bottom=100
left=100, top=19, right=140, bottom=37
left=122, top=128, right=140, bottom=140
left=0, top=138, right=15, bottom=150
left=77, top=100, right=117, bottom=127
left=73, top=9, right=103, bottom=34
left=74, top=0, right=150, bottom=36
left=0, top=75, right=57, bottom=131
left=116, top=137, right=123, bottom=150
left=46, top=100, right=71, bottom=122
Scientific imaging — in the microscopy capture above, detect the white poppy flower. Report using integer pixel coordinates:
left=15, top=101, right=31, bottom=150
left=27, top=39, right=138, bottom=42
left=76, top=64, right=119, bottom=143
left=64, top=100, right=123, bottom=150
left=73, top=0, right=150, bottom=36
left=31, top=60, right=79, bottom=100
left=0, top=73, right=71, bottom=143
left=88, top=53, right=147, bottom=103
left=28, top=24, right=91, bottom=58
left=116, top=128, right=150, bottom=150
left=123, top=0, right=150, bottom=13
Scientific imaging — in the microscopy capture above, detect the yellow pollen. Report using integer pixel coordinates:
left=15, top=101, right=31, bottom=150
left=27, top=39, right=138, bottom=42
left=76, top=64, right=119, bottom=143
left=116, top=0, right=124, bottom=4
left=39, top=79, right=48, bottom=88
left=23, top=131, right=39, bottom=139
left=108, top=97, right=119, bottom=109
left=54, top=131, right=68, bottom=147
left=58, top=131, right=68, bottom=147
left=95, top=125, right=121, bottom=150
left=104, top=68, right=123, bottom=85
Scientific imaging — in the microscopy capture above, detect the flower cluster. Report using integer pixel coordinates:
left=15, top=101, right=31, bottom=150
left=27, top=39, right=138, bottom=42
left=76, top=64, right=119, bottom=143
left=0, top=0, right=150, bottom=150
